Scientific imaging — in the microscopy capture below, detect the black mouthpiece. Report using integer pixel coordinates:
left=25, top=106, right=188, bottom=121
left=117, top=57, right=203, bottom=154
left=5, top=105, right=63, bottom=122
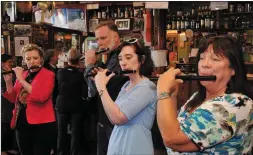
left=175, top=75, right=216, bottom=81
left=95, top=48, right=109, bottom=55
left=105, top=70, right=137, bottom=76
left=86, top=69, right=136, bottom=77
left=2, top=66, right=41, bottom=75
left=149, top=75, right=216, bottom=81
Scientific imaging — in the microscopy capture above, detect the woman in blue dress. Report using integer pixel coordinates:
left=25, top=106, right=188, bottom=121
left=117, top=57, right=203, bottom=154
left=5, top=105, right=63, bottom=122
left=94, top=39, right=157, bottom=155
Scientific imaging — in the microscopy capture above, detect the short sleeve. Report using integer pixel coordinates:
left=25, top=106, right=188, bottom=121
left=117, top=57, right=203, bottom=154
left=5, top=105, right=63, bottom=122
left=179, top=102, right=236, bottom=150
left=118, top=82, right=157, bottom=120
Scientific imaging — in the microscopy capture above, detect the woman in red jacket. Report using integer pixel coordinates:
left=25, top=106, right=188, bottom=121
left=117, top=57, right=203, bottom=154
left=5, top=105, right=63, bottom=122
left=3, top=44, right=56, bottom=155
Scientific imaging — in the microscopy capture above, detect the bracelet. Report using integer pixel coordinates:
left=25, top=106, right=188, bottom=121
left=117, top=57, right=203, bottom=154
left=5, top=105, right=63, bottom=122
left=157, top=91, right=173, bottom=100
left=98, top=88, right=106, bottom=96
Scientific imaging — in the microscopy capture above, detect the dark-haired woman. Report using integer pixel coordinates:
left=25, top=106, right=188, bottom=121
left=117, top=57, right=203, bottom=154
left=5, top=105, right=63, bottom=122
left=157, top=36, right=253, bottom=154
left=94, top=39, right=157, bottom=155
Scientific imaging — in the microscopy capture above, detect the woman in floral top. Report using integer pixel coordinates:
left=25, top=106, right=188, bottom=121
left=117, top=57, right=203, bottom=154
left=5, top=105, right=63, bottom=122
left=156, top=36, right=253, bottom=154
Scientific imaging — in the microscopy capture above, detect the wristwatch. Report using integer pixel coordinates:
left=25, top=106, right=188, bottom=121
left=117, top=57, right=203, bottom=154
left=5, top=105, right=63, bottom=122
left=157, top=91, right=173, bottom=100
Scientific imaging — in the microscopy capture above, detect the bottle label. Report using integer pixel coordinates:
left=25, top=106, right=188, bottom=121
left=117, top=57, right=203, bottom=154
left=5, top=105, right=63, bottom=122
left=196, top=23, right=200, bottom=29
left=102, top=12, right=106, bottom=19
left=201, top=20, right=205, bottom=27
left=185, top=21, right=189, bottom=28
left=177, top=21, right=181, bottom=29
left=191, top=21, right=195, bottom=29
left=181, top=21, right=185, bottom=29
left=211, top=21, right=214, bottom=29
left=167, top=24, right=172, bottom=29
left=98, top=12, right=101, bottom=19
left=205, top=19, right=210, bottom=28
left=172, top=21, right=176, bottom=29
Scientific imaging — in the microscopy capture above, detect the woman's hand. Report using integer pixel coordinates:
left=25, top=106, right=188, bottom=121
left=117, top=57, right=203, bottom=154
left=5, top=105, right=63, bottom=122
left=157, top=68, right=183, bottom=96
left=19, top=89, right=28, bottom=104
left=94, top=68, right=115, bottom=91
left=12, top=67, right=24, bottom=81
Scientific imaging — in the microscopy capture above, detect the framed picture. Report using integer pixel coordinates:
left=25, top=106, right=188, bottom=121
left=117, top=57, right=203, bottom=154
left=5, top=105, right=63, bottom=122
left=133, top=18, right=144, bottom=31
left=83, top=37, right=98, bottom=51
left=89, top=19, right=99, bottom=32
left=115, top=19, right=130, bottom=30
left=14, top=25, right=32, bottom=36
left=14, top=37, right=29, bottom=56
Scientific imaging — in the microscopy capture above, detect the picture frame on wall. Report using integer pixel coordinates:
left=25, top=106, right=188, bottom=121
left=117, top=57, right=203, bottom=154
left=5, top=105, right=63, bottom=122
left=133, top=18, right=144, bottom=31
left=115, top=19, right=130, bottom=30
left=89, top=19, right=99, bottom=32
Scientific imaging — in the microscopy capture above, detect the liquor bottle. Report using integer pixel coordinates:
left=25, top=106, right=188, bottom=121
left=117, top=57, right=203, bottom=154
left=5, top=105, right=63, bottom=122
left=172, top=15, right=177, bottom=30
left=102, top=8, right=106, bottom=19
left=190, top=16, right=195, bottom=29
left=181, top=16, right=185, bottom=29
left=167, top=15, right=172, bottom=30
left=3, top=11, right=10, bottom=22
left=134, top=8, right=138, bottom=17
left=139, top=8, right=143, bottom=17
left=97, top=9, right=101, bottom=19
left=197, top=6, right=201, bottom=16
left=224, top=17, right=229, bottom=29
left=200, top=14, right=205, bottom=28
left=177, top=15, right=181, bottom=30
left=117, top=7, right=121, bottom=18
left=208, top=5, right=211, bottom=16
left=120, top=8, right=124, bottom=18
left=205, top=13, right=210, bottom=29
left=110, top=7, right=114, bottom=18
left=129, top=7, right=133, bottom=17
left=204, top=6, right=208, bottom=16
left=191, top=4, right=195, bottom=17
left=114, top=8, right=118, bottom=18
left=210, top=12, right=215, bottom=29
left=93, top=11, right=97, bottom=19
left=201, top=6, right=205, bottom=15
left=125, top=7, right=129, bottom=18
left=106, top=6, right=110, bottom=19
left=185, top=14, right=189, bottom=29
left=195, top=16, right=200, bottom=29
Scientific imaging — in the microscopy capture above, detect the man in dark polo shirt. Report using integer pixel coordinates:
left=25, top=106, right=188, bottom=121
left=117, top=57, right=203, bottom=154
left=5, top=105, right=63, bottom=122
left=84, top=21, right=128, bottom=155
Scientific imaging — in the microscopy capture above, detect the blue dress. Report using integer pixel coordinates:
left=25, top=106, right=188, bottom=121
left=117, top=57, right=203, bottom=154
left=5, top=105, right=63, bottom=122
left=167, top=92, right=253, bottom=155
left=107, top=79, right=157, bottom=155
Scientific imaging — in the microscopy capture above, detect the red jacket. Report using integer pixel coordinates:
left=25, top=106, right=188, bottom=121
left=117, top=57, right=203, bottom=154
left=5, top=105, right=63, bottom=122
left=3, top=67, right=56, bottom=128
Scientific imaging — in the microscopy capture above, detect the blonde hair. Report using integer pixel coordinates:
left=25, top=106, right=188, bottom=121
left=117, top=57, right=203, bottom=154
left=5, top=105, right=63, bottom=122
left=67, top=48, right=81, bottom=65
left=21, top=44, right=44, bottom=57
left=21, top=43, right=44, bottom=65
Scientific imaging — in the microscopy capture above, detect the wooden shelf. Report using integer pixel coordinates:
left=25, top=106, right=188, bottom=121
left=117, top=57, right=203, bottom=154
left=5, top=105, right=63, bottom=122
left=245, top=62, right=253, bottom=65
left=95, top=17, right=144, bottom=20
left=98, top=2, right=133, bottom=7
left=167, top=28, right=253, bottom=33
left=1, top=21, right=84, bottom=36
left=220, top=11, right=253, bottom=16
left=55, top=3, right=86, bottom=9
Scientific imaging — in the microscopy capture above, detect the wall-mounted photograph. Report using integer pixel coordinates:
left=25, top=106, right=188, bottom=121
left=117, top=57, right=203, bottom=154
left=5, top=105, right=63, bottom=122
left=89, top=19, right=99, bottom=32
left=115, top=19, right=130, bottom=30
left=133, top=18, right=144, bottom=31
left=14, top=25, right=32, bottom=36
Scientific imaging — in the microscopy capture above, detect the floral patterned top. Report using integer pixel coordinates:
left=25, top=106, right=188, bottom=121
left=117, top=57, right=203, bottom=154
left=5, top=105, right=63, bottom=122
left=166, top=92, right=253, bottom=155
